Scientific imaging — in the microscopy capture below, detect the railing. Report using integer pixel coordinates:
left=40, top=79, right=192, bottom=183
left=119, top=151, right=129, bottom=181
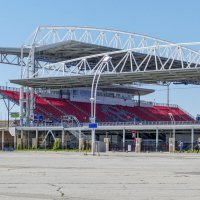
left=93, top=121, right=200, bottom=127
left=152, top=102, right=178, bottom=107
left=18, top=120, right=200, bottom=128
left=0, top=86, right=20, bottom=92
left=177, top=105, right=195, bottom=120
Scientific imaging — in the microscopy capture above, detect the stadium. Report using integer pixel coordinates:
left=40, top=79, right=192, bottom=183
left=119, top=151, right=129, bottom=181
left=1, top=26, right=200, bottom=153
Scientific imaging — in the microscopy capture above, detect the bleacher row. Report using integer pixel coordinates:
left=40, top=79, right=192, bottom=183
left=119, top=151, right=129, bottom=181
left=0, top=89, right=194, bottom=122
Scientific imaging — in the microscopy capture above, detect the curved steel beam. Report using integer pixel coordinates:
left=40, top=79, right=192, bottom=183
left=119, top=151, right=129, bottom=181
left=29, top=26, right=174, bottom=49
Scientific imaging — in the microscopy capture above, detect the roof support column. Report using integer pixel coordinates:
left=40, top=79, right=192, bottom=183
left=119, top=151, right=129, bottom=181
left=173, top=128, right=176, bottom=152
left=21, top=129, right=23, bottom=148
left=19, top=86, right=24, bottom=126
left=191, top=128, right=194, bottom=150
left=2, top=130, right=4, bottom=151
left=123, top=128, right=125, bottom=152
left=36, top=129, right=38, bottom=149
left=20, top=45, right=24, bottom=126
left=14, top=131, right=17, bottom=150
left=62, top=129, right=65, bottom=149
left=156, top=128, right=159, bottom=152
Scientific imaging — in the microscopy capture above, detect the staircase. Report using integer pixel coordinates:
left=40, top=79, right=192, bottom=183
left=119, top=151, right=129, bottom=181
left=69, top=130, right=91, bottom=140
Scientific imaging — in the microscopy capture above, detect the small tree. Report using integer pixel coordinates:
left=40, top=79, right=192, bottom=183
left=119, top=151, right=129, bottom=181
left=53, top=139, right=60, bottom=151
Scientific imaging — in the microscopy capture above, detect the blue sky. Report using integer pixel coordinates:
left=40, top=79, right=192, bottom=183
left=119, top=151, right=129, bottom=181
left=0, top=0, right=200, bottom=118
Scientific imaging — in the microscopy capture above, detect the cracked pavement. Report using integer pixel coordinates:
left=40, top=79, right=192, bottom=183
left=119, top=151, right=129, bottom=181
left=0, top=151, right=200, bottom=200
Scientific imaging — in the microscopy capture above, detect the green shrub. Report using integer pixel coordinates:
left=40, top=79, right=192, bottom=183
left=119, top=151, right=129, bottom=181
left=53, top=139, right=60, bottom=151
left=17, top=143, right=21, bottom=150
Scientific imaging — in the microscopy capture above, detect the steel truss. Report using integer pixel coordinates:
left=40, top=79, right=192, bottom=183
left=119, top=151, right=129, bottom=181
left=0, top=52, right=24, bottom=66
left=21, top=26, right=175, bottom=78
left=20, top=27, right=199, bottom=78
left=25, top=43, right=200, bottom=80
left=27, top=26, right=173, bottom=49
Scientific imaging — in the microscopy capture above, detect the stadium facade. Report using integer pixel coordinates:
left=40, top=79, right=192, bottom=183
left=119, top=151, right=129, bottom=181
left=1, top=26, right=200, bottom=153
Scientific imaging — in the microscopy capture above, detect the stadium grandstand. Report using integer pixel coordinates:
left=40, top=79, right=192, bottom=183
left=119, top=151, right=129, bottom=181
left=1, top=26, right=200, bottom=153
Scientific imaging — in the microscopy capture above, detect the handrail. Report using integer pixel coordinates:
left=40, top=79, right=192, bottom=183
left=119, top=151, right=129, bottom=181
left=19, top=120, right=200, bottom=128
left=0, top=86, right=20, bottom=92
left=177, top=105, right=195, bottom=120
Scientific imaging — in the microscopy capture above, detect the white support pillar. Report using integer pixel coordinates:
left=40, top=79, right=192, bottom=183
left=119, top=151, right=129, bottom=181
left=2, top=130, right=4, bottom=151
left=30, top=46, right=35, bottom=121
left=19, top=86, right=24, bottom=126
left=14, top=132, right=17, bottom=149
left=25, top=88, right=30, bottom=126
left=156, top=128, right=159, bottom=152
left=91, top=129, right=95, bottom=155
left=191, top=128, right=194, bottom=150
left=36, top=129, right=38, bottom=144
left=21, top=130, right=23, bottom=138
left=21, top=130, right=23, bottom=149
left=123, top=128, right=125, bottom=152
left=28, top=131, right=30, bottom=149
left=173, top=128, right=176, bottom=152
left=79, top=131, right=81, bottom=151
left=62, top=129, right=64, bottom=149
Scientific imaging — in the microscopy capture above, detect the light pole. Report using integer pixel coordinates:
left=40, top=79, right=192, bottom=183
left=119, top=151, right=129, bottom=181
left=90, top=55, right=111, bottom=155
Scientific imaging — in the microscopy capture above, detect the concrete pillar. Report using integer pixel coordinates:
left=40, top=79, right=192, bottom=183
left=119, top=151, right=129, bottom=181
left=191, top=128, right=194, bottom=150
left=20, top=130, right=24, bottom=149
left=2, top=130, right=4, bottom=151
left=123, top=128, right=125, bottom=152
left=91, top=129, right=95, bottom=155
left=104, top=138, right=110, bottom=152
left=156, top=128, right=159, bottom=152
left=36, top=129, right=38, bottom=146
left=28, top=131, right=30, bottom=149
left=135, top=138, right=142, bottom=153
left=14, top=133, right=17, bottom=149
left=79, top=131, right=82, bottom=151
left=19, top=86, right=24, bottom=126
left=62, top=129, right=64, bottom=149
left=173, top=128, right=176, bottom=152
left=79, top=138, right=85, bottom=151
left=169, top=138, right=175, bottom=153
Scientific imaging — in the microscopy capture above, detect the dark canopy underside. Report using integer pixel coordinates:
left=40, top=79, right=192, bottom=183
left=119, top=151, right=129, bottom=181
left=11, top=68, right=200, bottom=89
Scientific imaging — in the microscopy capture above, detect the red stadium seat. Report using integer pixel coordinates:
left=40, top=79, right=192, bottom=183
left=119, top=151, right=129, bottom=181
left=0, top=89, right=194, bottom=123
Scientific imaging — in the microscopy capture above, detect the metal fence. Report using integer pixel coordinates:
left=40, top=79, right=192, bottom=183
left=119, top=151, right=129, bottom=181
left=109, top=142, right=198, bottom=152
left=22, top=120, right=200, bottom=128
left=110, top=141, right=169, bottom=152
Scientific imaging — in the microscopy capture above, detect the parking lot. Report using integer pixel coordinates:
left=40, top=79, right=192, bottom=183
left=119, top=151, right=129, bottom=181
left=0, top=151, right=200, bottom=200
